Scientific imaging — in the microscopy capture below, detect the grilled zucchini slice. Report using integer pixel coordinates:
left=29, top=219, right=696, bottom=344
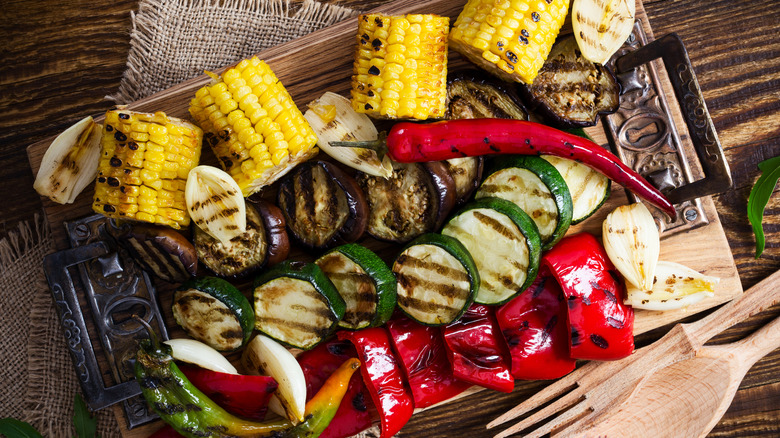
left=172, top=277, right=254, bottom=352
left=252, top=261, right=345, bottom=350
left=541, top=155, right=610, bottom=224
left=315, top=244, right=397, bottom=330
left=477, top=155, right=572, bottom=251
left=442, top=198, right=541, bottom=305
left=392, top=233, right=479, bottom=326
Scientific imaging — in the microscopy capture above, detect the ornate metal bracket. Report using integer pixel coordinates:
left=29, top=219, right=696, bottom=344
left=606, top=27, right=732, bottom=234
left=43, top=214, right=168, bottom=429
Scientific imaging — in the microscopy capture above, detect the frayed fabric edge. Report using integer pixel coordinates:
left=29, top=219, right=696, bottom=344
left=0, top=214, right=51, bottom=276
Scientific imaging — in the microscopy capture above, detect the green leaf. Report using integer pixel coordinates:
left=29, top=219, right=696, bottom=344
left=747, top=155, right=780, bottom=258
left=0, top=418, right=43, bottom=438
left=72, top=393, right=98, bottom=438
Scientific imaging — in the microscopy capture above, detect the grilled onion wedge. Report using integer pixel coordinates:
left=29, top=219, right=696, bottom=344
left=34, top=115, right=102, bottom=204
left=572, top=0, right=636, bottom=65
left=625, top=261, right=719, bottom=311
left=602, top=202, right=660, bottom=291
left=186, top=165, right=246, bottom=245
left=392, top=233, right=479, bottom=326
left=443, top=198, right=542, bottom=305
left=477, top=155, right=572, bottom=251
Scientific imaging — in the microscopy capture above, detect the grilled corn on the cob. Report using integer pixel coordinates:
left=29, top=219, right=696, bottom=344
left=449, top=0, right=571, bottom=84
left=189, top=57, right=319, bottom=196
left=92, top=110, right=202, bottom=229
left=350, top=13, right=449, bottom=120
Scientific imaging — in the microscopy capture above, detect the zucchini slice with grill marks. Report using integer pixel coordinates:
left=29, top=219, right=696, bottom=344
left=315, top=244, right=397, bottom=330
left=541, top=154, right=610, bottom=224
left=442, top=198, right=541, bottom=305
left=392, top=233, right=479, bottom=326
left=252, top=260, right=346, bottom=350
left=172, top=277, right=254, bottom=352
left=477, top=155, right=572, bottom=251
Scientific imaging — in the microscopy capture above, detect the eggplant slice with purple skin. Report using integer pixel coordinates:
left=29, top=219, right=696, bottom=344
left=356, top=161, right=456, bottom=244
left=444, top=70, right=531, bottom=205
left=194, top=200, right=290, bottom=279
left=116, top=224, right=198, bottom=283
left=277, top=160, right=368, bottom=250
left=517, top=35, right=620, bottom=128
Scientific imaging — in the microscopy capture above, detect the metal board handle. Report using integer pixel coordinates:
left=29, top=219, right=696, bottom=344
left=616, top=33, right=733, bottom=204
left=42, top=242, right=142, bottom=411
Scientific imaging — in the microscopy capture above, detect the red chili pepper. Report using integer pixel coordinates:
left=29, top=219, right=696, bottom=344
left=296, top=339, right=373, bottom=438
left=147, top=424, right=184, bottom=438
left=337, top=328, right=414, bottom=438
left=177, top=364, right=277, bottom=421
left=496, top=267, right=576, bottom=380
left=542, top=233, right=635, bottom=361
left=442, top=304, right=514, bottom=393
left=385, top=315, right=471, bottom=408
left=364, top=119, right=675, bottom=219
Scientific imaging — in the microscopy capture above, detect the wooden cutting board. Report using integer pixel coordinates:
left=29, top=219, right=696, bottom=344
left=27, top=0, right=741, bottom=435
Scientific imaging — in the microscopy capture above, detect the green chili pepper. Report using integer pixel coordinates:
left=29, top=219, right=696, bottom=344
left=134, top=337, right=292, bottom=438
left=134, top=318, right=362, bottom=438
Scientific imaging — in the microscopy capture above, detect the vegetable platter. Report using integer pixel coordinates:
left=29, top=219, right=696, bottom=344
left=26, top=0, right=741, bottom=436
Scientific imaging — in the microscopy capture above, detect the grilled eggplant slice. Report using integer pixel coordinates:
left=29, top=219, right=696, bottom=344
left=252, top=260, right=346, bottom=350
left=441, top=157, right=484, bottom=206
left=172, top=277, right=254, bottom=352
left=116, top=224, right=197, bottom=283
left=194, top=201, right=289, bottom=278
left=277, top=161, right=368, bottom=250
left=357, top=161, right=456, bottom=243
left=316, top=244, right=397, bottom=330
left=393, top=233, right=479, bottom=326
left=477, top=155, right=573, bottom=251
left=442, top=198, right=542, bottom=305
left=446, top=70, right=529, bottom=120
left=518, top=35, right=620, bottom=128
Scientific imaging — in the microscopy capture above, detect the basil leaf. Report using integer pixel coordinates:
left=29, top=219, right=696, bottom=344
left=73, top=393, right=98, bottom=438
left=0, top=418, right=43, bottom=438
left=747, top=155, right=780, bottom=258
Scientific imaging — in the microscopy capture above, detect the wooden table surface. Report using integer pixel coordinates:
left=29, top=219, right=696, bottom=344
left=2, top=0, right=779, bottom=436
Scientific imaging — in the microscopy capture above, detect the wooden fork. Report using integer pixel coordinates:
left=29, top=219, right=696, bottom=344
left=486, top=269, right=780, bottom=438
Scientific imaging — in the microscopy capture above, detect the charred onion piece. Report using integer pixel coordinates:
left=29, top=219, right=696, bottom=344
left=277, top=161, right=368, bottom=250
left=445, top=70, right=529, bottom=120
left=356, top=161, right=456, bottom=243
left=194, top=201, right=289, bottom=278
left=116, top=224, right=197, bottom=283
left=518, top=35, right=620, bottom=128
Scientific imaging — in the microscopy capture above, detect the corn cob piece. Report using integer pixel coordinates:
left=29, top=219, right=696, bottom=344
left=189, top=57, right=319, bottom=196
left=449, top=0, right=571, bottom=84
left=93, top=110, right=202, bottom=229
left=350, top=13, right=449, bottom=120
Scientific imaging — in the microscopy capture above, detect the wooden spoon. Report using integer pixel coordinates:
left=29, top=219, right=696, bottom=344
left=573, top=311, right=780, bottom=438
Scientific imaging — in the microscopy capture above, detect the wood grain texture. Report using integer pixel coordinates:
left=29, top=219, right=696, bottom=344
left=3, top=0, right=780, bottom=437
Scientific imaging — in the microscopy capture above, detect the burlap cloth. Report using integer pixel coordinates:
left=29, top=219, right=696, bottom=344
left=2, top=0, right=361, bottom=435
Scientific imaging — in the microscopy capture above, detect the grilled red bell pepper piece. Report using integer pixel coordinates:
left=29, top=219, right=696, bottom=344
left=386, top=315, right=471, bottom=408
left=442, top=304, right=514, bottom=393
left=296, top=339, right=373, bottom=438
left=178, top=364, right=277, bottom=420
left=337, top=328, right=414, bottom=438
left=496, top=267, right=576, bottom=380
left=357, top=119, right=675, bottom=219
left=543, top=233, right=635, bottom=360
